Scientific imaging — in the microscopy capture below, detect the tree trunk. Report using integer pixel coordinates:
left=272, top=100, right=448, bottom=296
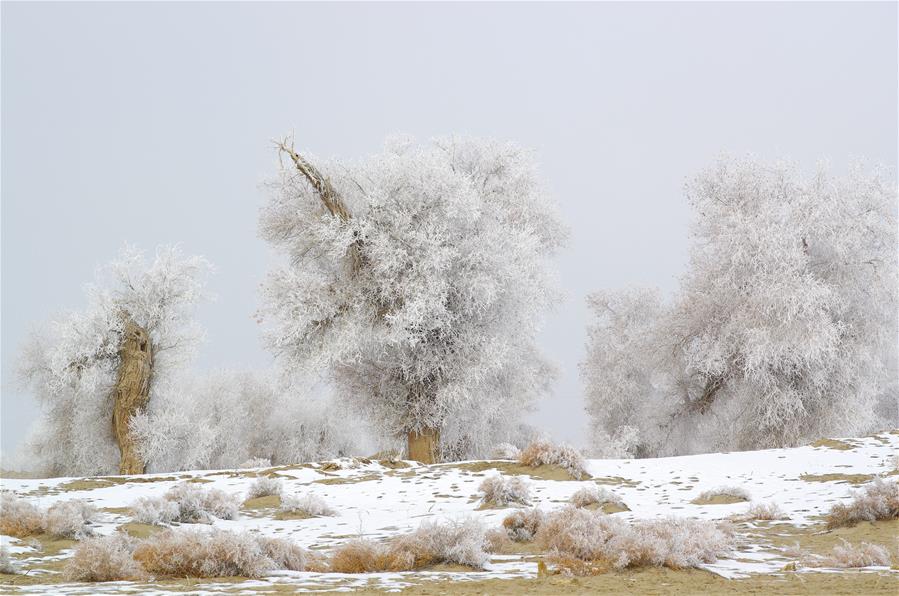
left=407, top=428, right=440, bottom=464
left=111, top=317, right=154, bottom=475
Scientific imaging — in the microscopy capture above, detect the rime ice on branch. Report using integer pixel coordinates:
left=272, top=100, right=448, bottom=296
left=260, top=135, right=566, bottom=462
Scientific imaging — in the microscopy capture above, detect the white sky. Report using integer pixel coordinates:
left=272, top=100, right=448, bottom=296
left=2, top=2, right=897, bottom=454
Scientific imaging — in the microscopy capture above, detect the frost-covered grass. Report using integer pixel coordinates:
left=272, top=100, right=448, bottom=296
left=246, top=476, right=283, bottom=500
left=478, top=475, right=531, bottom=507
left=536, top=506, right=733, bottom=574
left=694, top=486, right=751, bottom=504
left=329, top=518, right=488, bottom=572
left=734, top=502, right=788, bottom=521
left=825, top=478, right=898, bottom=529
left=279, top=494, right=337, bottom=517
left=570, top=485, right=625, bottom=509
left=0, top=493, right=97, bottom=539
left=0, top=546, right=17, bottom=575
left=519, top=440, right=589, bottom=480
left=797, top=540, right=893, bottom=569
left=131, top=482, right=239, bottom=525
left=64, top=534, right=145, bottom=582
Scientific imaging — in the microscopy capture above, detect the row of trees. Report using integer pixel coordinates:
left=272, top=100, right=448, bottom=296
left=15, top=137, right=897, bottom=476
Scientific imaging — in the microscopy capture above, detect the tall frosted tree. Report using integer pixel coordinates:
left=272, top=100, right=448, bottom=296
left=583, top=158, right=898, bottom=456
left=18, top=245, right=209, bottom=475
left=260, top=135, right=565, bottom=462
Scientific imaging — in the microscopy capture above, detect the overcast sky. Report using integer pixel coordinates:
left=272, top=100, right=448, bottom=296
left=2, top=2, right=897, bottom=456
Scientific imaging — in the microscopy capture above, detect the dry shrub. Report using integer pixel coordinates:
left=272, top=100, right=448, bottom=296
left=0, top=492, right=45, bottom=537
left=484, top=527, right=514, bottom=553
left=536, top=506, right=732, bottom=572
left=802, top=539, right=892, bottom=568
left=545, top=553, right=612, bottom=576
left=0, top=546, right=17, bottom=575
left=695, top=486, right=751, bottom=503
left=734, top=502, right=787, bottom=521
left=491, top=443, right=521, bottom=460
left=247, top=477, right=283, bottom=500
left=502, top=508, right=545, bottom=542
left=132, top=483, right=239, bottom=525
left=825, top=478, right=898, bottom=529
left=519, top=440, right=589, bottom=480
left=133, top=528, right=304, bottom=578
left=330, top=519, right=488, bottom=572
left=45, top=499, right=98, bottom=539
left=279, top=494, right=337, bottom=517
left=478, top=475, right=531, bottom=507
left=63, top=534, right=146, bottom=582
left=570, top=486, right=624, bottom=509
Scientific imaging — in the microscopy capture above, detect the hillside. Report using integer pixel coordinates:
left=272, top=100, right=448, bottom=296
left=1, top=432, right=897, bottom=594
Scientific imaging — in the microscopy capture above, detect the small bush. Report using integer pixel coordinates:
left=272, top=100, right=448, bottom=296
left=694, top=486, right=751, bottom=503
left=802, top=540, right=892, bottom=568
left=735, top=502, right=787, bottom=521
left=329, top=519, right=488, bottom=572
left=0, top=493, right=45, bottom=537
left=484, top=527, right=514, bottom=553
left=535, top=506, right=732, bottom=573
left=478, top=475, right=531, bottom=507
left=45, top=500, right=98, bottom=539
left=519, top=440, right=589, bottom=480
left=0, top=546, right=17, bottom=575
left=131, top=483, right=239, bottom=525
left=247, top=477, right=283, bottom=500
left=238, top=457, right=271, bottom=469
left=279, top=494, right=337, bottom=517
left=569, top=486, right=624, bottom=509
left=491, top=443, right=521, bottom=460
left=133, top=528, right=305, bottom=578
left=825, top=478, right=898, bottom=529
left=63, top=534, right=146, bottom=582
left=501, top=508, right=545, bottom=542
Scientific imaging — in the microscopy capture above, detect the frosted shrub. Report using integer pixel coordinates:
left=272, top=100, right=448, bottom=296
left=501, top=508, right=545, bottom=542
left=63, top=534, right=145, bottom=582
left=802, top=540, right=892, bottom=568
left=45, top=500, right=98, bottom=540
left=478, top=475, right=531, bottom=507
left=133, top=528, right=306, bottom=577
left=519, top=440, right=589, bottom=480
left=569, top=486, right=625, bottom=509
left=0, top=493, right=45, bottom=537
left=0, top=546, right=17, bottom=575
left=131, top=483, right=239, bottom=525
left=279, top=494, right=337, bottom=517
left=239, top=457, right=271, bottom=469
left=247, top=477, right=283, bottom=500
left=491, top=443, right=521, bottom=460
left=536, top=506, right=733, bottom=573
left=694, top=486, right=751, bottom=503
left=736, top=502, right=787, bottom=521
left=825, top=478, right=899, bottom=529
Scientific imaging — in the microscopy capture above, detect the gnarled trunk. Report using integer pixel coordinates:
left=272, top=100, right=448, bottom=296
left=111, top=317, right=153, bottom=475
left=407, top=428, right=439, bottom=464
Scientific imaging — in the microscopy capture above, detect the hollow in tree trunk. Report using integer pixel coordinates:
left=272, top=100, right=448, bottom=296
left=407, top=428, right=440, bottom=464
left=111, top=317, right=154, bottom=475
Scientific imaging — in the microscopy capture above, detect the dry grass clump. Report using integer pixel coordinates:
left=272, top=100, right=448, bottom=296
left=131, top=482, right=240, bottom=525
left=501, top=508, right=545, bottom=542
left=247, top=476, right=283, bottom=500
left=0, top=493, right=97, bottom=539
left=478, top=475, right=531, bottom=507
left=570, top=486, right=625, bottom=510
left=484, top=527, right=514, bottom=552
left=45, top=499, right=99, bottom=539
left=491, top=443, right=521, bottom=460
left=0, top=492, right=46, bottom=537
left=693, top=486, right=751, bottom=504
left=733, top=502, right=787, bottom=522
left=519, top=440, right=589, bottom=480
left=799, top=539, right=892, bottom=568
left=536, top=506, right=732, bottom=574
left=0, top=546, right=17, bottom=575
left=133, top=528, right=306, bottom=578
left=279, top=494, right=337, bottom=517
left=825, top=478, right=898, bottom=529
left=329, top=519, right=488, bottom=572
left=63, top=534, right=146, bottom=582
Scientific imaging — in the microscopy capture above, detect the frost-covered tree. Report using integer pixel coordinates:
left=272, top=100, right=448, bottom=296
left=260, top=135, right=565, bottom=462
left=18, top=245, right=209, bottom=475
left=583, top=158, right=898, bottom=456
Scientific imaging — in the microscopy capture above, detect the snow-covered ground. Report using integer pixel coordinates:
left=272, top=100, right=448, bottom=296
left=1, top=431, right=897, bottom=594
